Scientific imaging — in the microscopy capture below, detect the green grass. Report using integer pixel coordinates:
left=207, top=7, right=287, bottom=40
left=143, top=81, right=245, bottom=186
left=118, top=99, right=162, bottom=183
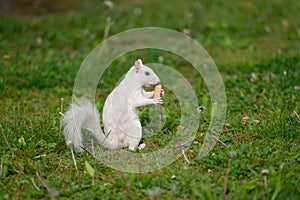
left=1, top=0, right=300, bottom=199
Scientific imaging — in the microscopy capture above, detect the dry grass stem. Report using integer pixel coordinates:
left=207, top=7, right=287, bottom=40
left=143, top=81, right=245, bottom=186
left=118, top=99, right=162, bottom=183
left=36, top=171, right=59, bottom=197
left=247, top=165, right=258, bottom=176
left=34, top=154, right=47, bottom=159
left=31, top=177, right=40, bottom=191
left=182, top=149, right=190, bottom=164
left=212, top=135, right=227, bottom=146
left=70, top=146, right=78, bottom=173
left=36, top=171, right=51, bottom=192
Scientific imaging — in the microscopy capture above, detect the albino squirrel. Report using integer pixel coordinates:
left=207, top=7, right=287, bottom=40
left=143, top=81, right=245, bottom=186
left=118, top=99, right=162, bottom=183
left=63, top=59, right=163, bottom=152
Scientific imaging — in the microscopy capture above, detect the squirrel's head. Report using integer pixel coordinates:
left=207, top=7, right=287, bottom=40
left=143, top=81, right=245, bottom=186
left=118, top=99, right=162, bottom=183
left=132, top=59, right=160, bottom=86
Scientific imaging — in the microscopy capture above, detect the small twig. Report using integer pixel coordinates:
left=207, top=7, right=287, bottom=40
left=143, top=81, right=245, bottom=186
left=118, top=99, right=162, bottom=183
left=70, top=146, right=78, bottom=173
left=175, top=137, right=194, bottom=148
left=182, top=149, right=190, bottom=164
left=31, top=177, right=40, bottom=191
left=36, top=171, right=51, bottom=192
left=36, top=171, right=59, bottom=197
left=211, top=135, right=227, bottom=147
left=34, top=154, right=47, bottom=159
left=247, top=165, right=258, bottom=176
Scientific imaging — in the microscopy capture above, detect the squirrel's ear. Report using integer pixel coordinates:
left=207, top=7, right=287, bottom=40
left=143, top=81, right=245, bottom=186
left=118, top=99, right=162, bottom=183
left=134, top=59, right=143, bottom=73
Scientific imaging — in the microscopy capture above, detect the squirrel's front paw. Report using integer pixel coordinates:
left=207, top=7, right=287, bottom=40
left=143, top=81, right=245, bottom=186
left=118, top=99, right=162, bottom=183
left=138, top=143, right=146, bottom=150
left=153, top=98, right=163, bottom=105
left=128, top=145, right=136, bottom=151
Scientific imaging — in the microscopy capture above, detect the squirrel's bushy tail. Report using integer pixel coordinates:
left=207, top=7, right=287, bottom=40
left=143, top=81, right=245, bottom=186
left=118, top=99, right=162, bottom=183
left=62, top=100, right=107, bottom=152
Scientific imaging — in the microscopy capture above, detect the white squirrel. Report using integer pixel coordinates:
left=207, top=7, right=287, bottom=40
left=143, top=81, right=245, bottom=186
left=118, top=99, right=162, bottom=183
left=63, top=59, right=163, bottom=152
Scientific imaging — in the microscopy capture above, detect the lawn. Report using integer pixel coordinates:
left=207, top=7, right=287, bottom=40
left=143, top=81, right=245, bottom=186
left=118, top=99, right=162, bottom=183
left=1, top=0, right=300, bottom=199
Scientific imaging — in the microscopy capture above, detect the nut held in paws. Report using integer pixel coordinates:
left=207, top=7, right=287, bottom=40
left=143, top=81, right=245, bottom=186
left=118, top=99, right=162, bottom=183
left=153, top=85, right=162, bottom=98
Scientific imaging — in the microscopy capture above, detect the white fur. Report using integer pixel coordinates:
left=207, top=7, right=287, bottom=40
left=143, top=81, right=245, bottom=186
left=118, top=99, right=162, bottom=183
left=63, top=59, right=163, bottom=152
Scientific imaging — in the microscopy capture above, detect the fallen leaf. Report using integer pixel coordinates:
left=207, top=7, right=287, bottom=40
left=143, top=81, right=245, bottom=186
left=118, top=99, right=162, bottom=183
left=242, top=116, right=250, bottom=125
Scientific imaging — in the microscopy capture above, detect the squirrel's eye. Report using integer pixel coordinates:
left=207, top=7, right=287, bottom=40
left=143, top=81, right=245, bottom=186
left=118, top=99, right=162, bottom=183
left=145, top=71, right=150, bottom=76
